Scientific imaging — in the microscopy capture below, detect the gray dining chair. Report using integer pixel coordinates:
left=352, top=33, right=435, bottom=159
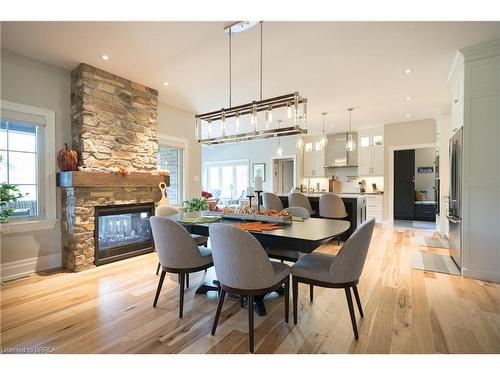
left=319, top=193, right=348, bottom=219
left=262, top=192, right=284, bottom=211
left=291, top=218, right=375, bottom=340
left=209, top=223, right=290, bottom=353
left=288, top=192, right=316, bottom=215
left=150, top=216, right=213, bottom=318
left=265, top=207, right=311, bottom=263
left=154, top=205, right=209, bottom=283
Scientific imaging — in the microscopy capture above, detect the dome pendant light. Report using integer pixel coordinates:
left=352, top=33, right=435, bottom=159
left=320, top=112, right=328, bottom=148
left=346, top=107, right=356, bottom=152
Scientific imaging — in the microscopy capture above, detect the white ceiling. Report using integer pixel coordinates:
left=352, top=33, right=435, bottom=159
left=2, top=21, right=499, bottom=134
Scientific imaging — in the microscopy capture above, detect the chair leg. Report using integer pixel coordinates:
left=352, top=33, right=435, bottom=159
left=248, top=295, right=254, bottom=353
left=153, top=270, right=166, bottom=307
left=186, top=273, right=190, bottom=289
left=309, top=284, right=314, bottom=302
left=292, top=277, right=298, bottom=325
left=240, top=295, right=245, bottom=308
left=155, top=262, right=161, bottom=276
left=284, top=276, right=289, bottom=323
left=179, top=273, right=185, bottom=318
left=211, top=289, right=227, bottom=335
left=352, top=285, right=364, bottom=318
left=344, top=287, right=359, bottom=340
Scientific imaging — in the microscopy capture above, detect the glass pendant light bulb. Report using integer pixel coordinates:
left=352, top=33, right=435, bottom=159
left=267, top=105, right=272, bottom=123
left=320, top=112, right=328, bottom=147
left=251, top=103, right=257, bottom=133
left=221, top=110, right=226, bottom=136
left=296, top=135, right=304, bottom=149
left=287, top=101, right=292, bottom=119
left=276, top=138, right=283, bottom=156
left=346, top=107, right=356, bottom=151
left=235, top=112, right=240, bottom=134
left=207, top=119, right=212, bottom=138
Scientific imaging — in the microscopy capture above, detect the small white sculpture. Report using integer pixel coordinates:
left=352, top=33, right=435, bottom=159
left=157, top=182, right=169, bottom=206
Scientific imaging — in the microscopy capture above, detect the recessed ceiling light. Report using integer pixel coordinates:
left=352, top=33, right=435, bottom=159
left=405, top=113, right=411, bottom=118
left=162, top=81, right=169, bottom=86
left=101, top=54, right=109, bottom=61
left=404, top=68, right=413, bottom=75
left=406, top=96, right=411, bottom=101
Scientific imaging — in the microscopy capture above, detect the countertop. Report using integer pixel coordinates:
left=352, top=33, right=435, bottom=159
left=279, top=192, right=383, bottom=198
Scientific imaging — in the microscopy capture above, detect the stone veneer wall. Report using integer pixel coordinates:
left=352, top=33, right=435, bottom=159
left=62, top=65, right=161, bottom=271
left=61, top=187, right=161, bottom=271
left=71, top=63, right=158, bottom=172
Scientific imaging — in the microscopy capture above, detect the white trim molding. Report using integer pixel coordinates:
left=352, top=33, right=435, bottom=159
left=0, top=100, right=57, bottom=233
left=0, top=252, right=62, bottom=282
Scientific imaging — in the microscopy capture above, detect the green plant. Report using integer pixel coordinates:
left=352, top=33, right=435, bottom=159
left=183, top=197, right=208, bottom=212
left=0, top=154, right=24, bottom=223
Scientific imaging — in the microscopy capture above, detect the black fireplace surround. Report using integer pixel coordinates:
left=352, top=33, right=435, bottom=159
left=94, top=203, right=156, bottom=266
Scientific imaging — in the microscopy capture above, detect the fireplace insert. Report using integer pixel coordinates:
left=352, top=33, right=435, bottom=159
left=94, top=203, right=156, bottom=265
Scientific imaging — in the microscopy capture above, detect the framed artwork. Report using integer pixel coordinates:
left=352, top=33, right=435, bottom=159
left=253, top=163, right=266, bottom=182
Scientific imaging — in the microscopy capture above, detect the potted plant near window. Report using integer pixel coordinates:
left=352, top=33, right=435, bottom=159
left=0, top=155, right=24, bottom=223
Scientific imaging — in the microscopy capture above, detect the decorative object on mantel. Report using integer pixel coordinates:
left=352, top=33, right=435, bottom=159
left=57, top=143, right=79, bottom=171
left=157, top=182, right=169, bottom=206
left=195, top=21, right=308, bottom=145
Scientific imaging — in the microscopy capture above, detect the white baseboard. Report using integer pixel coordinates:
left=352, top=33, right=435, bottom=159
left=1, top=253, right=62, bottom=282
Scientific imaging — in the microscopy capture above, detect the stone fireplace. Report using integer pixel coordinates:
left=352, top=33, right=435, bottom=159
left=59, top=64, right=166, bottom=272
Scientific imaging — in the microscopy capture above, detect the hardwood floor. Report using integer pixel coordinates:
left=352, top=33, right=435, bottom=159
left=1, top=226, right=499, bottom=354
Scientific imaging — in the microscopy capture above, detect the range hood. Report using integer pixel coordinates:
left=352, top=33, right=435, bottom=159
left=324, top=132, right=358, bottom=167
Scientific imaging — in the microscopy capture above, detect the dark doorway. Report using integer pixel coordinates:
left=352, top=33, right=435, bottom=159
left=394, top=149, right=415, bottom=220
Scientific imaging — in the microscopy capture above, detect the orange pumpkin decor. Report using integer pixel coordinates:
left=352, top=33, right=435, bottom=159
left=57, top=143, right=79, bottom=171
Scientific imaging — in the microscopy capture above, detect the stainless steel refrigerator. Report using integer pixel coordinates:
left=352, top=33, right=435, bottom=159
left=448, top=128, right=463, bottom=270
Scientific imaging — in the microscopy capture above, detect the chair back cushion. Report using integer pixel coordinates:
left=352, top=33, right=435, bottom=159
left=263, top=192, right=284, bottom=211
left=288, top=192, right=313, bottom=214
left=319, top=193, right=347, bottom=218
left=155, top=205, right=180, bottom=217
left=150, top=216, right=202, bottom=269
left=209, top=223, right=275, bottom=290
left=329, top=218, right=375, bottom=283
left=281, top=206, right=310, bottom=219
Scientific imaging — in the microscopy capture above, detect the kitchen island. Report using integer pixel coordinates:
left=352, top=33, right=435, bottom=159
left=278, top=193, right=367, bottom=239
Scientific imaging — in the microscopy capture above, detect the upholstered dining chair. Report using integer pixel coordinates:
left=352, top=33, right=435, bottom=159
left=150, top=216, right=213, bottom=318
left=209, top=223, right=290, bottom=353
left=262, top=192, right=284, bottom=211
left=288, top=192, right=316, bottom=215
left=291, top=218, right=375, bottom=340
left=154, top=205, right=209, bottom=284
left=319, top=193, right=348, bottom=219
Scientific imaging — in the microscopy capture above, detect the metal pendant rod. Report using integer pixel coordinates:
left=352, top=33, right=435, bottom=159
left=229, top=29, right=232, bottom=108
left=260, top=21, right=263, bottom=101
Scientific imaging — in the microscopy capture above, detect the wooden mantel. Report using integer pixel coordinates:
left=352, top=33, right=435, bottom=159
left=56, top=171, right=170, bottom=188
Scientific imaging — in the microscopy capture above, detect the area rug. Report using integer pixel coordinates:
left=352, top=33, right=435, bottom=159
left=411, top=251, right=460, bottom=276
left=416, top=236, right=449, bottom=249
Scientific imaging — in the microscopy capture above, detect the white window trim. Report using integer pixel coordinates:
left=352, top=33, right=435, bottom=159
left=0, top=100, right=57, bottom=234
left=203, top=159, right=250, bottom=199
left=157, top=133, right=188, bottom=207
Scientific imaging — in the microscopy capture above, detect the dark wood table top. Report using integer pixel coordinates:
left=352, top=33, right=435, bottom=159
left=168, top=211, right=350, bottom=242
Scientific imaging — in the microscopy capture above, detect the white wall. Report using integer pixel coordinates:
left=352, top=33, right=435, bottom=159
left=202, top=136, right=302, bottom=193
left=384, top=118, right=436, bottom=220
left=1, top=48, right=71, bottom=277
left=0, top=49, right=200, bottom=279
left=415, top=147, right=436, bottom=200
left=157, top=102, right=201, bottom=201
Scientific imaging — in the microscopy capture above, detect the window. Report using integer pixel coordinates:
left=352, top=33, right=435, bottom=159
left=360, top=136, right=370, bottom=148
left=204, top=160, right=249, bottom=203
left=157, top=144, right=183, bottom=205
left=0, top=116, right=45, bottom=220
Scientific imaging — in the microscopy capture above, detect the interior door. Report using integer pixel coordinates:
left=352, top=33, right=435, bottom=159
left=394, top=149, right=415, bottom=220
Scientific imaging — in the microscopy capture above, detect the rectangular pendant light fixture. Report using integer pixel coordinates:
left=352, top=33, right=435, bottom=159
left=195, top=92, right=308, bottom=145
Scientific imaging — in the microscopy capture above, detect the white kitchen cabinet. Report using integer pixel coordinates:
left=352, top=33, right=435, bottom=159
left=449, top=55, right=464, bottom=134
left=366, top=194, right=383, bottom=223
left=303, top=135, right=325, bottom=177
left=357, top=127, right=384, bottom=176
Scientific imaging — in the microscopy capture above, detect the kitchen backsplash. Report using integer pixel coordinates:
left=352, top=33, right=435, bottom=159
left=304, top=167, right=384, bottom=193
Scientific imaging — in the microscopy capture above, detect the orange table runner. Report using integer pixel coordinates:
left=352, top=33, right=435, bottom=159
left=234, top=222, right=281, bottom=231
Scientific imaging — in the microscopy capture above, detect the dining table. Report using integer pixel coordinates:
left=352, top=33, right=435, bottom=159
left=168, top=210, right=351, bottom=316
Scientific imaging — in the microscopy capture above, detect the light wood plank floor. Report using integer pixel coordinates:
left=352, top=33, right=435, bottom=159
left=1, top=226, right=499, bottom=354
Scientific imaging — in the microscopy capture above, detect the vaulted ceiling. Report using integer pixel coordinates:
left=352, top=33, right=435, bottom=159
left=2, top=21, right=499, bottom=133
